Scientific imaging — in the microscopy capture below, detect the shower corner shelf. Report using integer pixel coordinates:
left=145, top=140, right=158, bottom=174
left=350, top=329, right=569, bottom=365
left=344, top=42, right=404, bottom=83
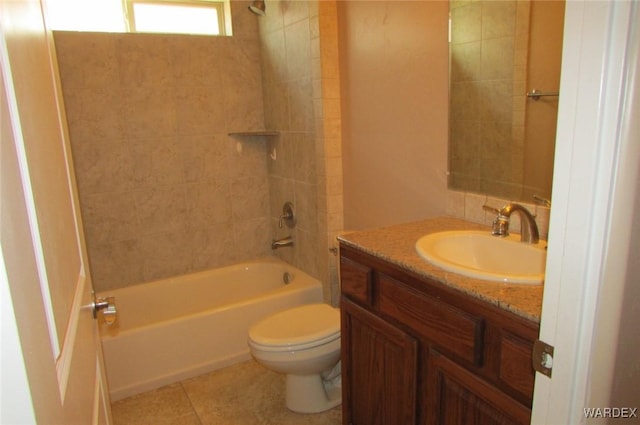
left=228, top=130, right=280, bottom=137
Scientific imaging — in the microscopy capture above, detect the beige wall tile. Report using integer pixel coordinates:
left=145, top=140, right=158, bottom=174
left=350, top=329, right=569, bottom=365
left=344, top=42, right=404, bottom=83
left=446, top=190, right=466, bottom=219
left=259, top=0, right=285, bottom=35
left=57, top=13, right=274, bottom=291
left=293, top=181, right=317, bottom=232
left=135, top=186, right=189, bottom=235
left=264, top=80, right=290, bottom=130
left=179, top=135, right=229, bottom=183
left=261, top=28, right=287, bottom=83
left=481, top=0, right=517, bottom=39
left=450, top=81, right=482, bottom=121
left=71, top=137, right=135, bottom=194
left=65, top=87, right=127, bottom=141
left=450, top=41, right=481, bottom=83
left=81, top=191, right=140, bottom=244
left=291, top=133, right=316, bottom=183
left=87, top=239, right=145, bottom=291
left=233, top=217, right=273, bottom=259
left=176, top=86, right=226, bottom=135
left=54, top=31, right=121, bottom=89
left=481, top=79, right=513, bottom=122
left=231, top=175, right=270, bottom=221
left=184, top=181, right=232, bottom=227
left=116, top=34, right=173, bottom=88
left=140, top=230, right=193, bottom=281
left=288, top=78, right=314, bottom=131
left=481, top=37, right=515, bottom=80
left=189, top=223, right=236, bottom=270
left=169, top=36, right=224, bottom=87
left=230, top=0, right=261, bottom=40
left=284, top=19, right=311, bottom=79
left=129, top=136, right=184, bottom=187
left=58, top=1, right=340, bottom=295
left=451, top=2, right=481, bottom=44
left=266, top=134, right=294, bottom=178
left=125, top=85, right=177, bottom=139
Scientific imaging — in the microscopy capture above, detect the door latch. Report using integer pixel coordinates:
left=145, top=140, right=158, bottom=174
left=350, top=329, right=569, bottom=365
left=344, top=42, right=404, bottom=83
left=93, top=296, right=117, bottom=325
left=532, top=339, right=554, bottom=378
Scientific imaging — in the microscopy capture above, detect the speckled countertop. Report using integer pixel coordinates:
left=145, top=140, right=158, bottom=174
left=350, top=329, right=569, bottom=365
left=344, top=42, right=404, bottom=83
left=337, top=217, right=543, bottom=323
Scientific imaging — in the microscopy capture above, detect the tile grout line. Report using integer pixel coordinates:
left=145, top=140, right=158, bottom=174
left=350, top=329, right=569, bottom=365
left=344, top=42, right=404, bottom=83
left=180, top=380, right=205, bottom=425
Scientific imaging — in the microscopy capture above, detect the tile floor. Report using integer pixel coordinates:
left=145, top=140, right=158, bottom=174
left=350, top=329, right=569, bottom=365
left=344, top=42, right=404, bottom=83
left=111, top=360, right=342, bottom=425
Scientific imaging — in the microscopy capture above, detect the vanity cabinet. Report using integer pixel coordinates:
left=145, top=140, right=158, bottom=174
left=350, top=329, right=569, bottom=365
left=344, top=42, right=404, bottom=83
left=339, top=244, right=539, bottom=425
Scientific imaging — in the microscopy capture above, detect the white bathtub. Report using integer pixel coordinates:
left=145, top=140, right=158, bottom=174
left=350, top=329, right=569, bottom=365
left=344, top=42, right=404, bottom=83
left=97, top=257, right=323, bottom=401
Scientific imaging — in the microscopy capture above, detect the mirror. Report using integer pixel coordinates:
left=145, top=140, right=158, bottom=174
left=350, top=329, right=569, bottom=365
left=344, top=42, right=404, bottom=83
left=448, top=0, right=565, bottom=203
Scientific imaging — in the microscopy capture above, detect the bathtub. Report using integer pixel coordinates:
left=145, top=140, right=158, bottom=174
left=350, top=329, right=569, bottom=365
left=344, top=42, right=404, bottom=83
left=97, top=257, right=323, bottom=401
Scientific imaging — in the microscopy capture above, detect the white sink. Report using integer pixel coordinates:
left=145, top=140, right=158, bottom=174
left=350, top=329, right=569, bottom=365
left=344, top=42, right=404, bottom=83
left=415, top=231, right=546, bottom=284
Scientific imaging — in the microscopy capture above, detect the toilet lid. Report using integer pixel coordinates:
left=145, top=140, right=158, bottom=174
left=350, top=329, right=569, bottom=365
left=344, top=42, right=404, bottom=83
left=249, top=304, right=340, bottom=351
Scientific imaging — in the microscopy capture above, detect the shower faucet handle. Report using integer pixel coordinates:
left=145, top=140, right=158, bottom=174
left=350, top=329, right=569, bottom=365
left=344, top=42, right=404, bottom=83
left=279, top=202, right=295, bottom=229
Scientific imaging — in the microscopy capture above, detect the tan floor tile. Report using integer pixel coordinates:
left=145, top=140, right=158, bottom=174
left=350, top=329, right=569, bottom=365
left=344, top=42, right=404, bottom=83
left=182, top=360, right=341, bottom=425
left=111, top=360, right=341, bottom=425
left=111, top=383, right=201, bottom=425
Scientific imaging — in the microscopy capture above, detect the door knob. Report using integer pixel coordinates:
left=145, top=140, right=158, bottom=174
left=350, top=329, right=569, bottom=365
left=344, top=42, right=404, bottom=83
left=93, top=296, right=117, bottom=325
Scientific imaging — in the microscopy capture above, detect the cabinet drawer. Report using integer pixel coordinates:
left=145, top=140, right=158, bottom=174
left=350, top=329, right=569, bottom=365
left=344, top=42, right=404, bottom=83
left=377, top=274, right=484, bottom=365
left=498, top=332, right=535, bottom=402
left=340, top=256, right=373, bottom=305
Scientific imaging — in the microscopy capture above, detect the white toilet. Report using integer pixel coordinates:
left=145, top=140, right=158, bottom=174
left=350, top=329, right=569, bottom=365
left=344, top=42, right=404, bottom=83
left=248, top=303, right=342, bottom=413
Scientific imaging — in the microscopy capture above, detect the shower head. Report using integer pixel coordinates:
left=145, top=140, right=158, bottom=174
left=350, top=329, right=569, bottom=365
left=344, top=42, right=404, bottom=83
left=248, top=0, right=266, bottom=16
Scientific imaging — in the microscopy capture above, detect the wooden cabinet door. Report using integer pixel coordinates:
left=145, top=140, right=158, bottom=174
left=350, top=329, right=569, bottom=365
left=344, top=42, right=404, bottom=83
left=427, top=350, right=531, bottom=425
left=341, top=297, right=419, bottom=425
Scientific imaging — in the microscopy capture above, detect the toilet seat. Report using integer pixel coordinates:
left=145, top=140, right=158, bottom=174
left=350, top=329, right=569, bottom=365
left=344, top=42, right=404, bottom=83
left=249, top=304, right=340, bottom=352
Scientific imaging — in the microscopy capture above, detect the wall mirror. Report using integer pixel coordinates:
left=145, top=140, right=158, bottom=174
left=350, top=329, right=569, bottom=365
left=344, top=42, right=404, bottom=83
left=448, top=0, right=565, bottom=204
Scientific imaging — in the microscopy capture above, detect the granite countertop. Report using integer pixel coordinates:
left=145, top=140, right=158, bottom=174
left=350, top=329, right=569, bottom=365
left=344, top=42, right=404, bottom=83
left=337, top=217, right=543, bottom=323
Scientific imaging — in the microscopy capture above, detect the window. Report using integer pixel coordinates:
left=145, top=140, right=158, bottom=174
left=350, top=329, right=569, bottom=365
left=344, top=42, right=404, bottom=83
left=45, top=0, right=231, bottom=36
left=126, top=0, right=227, bottom=35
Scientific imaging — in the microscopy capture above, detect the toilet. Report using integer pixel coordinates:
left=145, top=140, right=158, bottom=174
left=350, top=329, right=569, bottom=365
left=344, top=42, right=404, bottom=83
left=248, top=303, right=342, bottom=413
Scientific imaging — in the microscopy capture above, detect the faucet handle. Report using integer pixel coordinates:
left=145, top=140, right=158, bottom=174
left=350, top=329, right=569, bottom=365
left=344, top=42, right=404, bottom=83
left=482, top=205, right=509, bottom=236
left=533, top=195, right=551, bottom=207
left=482, top=205, right=501, bottom=215
left=278, top=202, right=295, bottom=229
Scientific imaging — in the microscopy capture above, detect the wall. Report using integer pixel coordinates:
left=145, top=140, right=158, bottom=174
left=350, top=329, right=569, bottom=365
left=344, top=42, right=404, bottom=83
left=522, top=0, right=564, bottom=201
left=336, top=1, right=551, bottom=237
left=55, top=1, right=271, bottom=291
left=338, top=1, right=449, bottom=230
left=259, top=0, right=344, bottom=303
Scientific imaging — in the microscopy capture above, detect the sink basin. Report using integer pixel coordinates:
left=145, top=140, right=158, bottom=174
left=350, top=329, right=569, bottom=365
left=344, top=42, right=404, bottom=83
left=415, top=231, right=546, bottom=284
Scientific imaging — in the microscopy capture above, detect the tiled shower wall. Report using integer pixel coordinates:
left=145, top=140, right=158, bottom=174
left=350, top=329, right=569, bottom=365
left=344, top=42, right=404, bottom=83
left=259, top=0, right=343, bottom=303
left=54, top=2, right=272, bottom=292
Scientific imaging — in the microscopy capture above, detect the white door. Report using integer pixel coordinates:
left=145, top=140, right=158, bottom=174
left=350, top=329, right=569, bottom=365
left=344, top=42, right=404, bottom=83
left=531, top=1, right=640, bottom=423
left=0, top=0, right=112, bottom=423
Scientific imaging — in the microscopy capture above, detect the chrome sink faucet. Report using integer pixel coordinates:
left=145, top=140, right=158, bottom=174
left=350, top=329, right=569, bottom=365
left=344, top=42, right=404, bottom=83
left=482, top=203, right=540, bottom=244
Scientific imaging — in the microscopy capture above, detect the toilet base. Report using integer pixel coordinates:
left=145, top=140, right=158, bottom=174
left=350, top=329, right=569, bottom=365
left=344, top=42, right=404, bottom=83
left=285, top=373, right=342, bottom=414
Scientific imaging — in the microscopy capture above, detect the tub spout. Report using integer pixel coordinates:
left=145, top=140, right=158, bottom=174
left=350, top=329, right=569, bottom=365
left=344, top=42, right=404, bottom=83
left=272, top=236, right=294, bottom=250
